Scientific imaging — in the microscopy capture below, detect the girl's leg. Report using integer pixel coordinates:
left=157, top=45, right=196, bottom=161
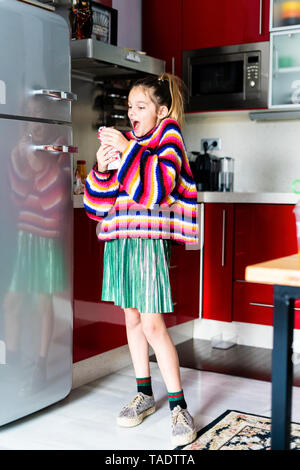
left=123, top=310, right=196, bottom=444
left=140, top=313, right=182, bottom=393
left=124, top=307, right=150, bottom=378
left=118, top=307, right=155, bottom=427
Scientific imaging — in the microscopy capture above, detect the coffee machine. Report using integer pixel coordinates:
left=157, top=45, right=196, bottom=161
left=189, top=150, right=220, bottom=191
left=189, top=139, right=234, bottom=191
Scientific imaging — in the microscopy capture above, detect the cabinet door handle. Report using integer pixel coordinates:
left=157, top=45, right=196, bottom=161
left=259, top=0, right=263, bottom=35
left=250, top=302, right=300, bottom=311
left=250, top=302, right=273, bottom=308
left=32, top=89, right=78, bottom=101
left=33, top=144, right=78, bottom=154
left=221, top=209, right=226, bottom=267
left=169, top=265, right=178, bottom=270
left=172, top=57, right=175, bottom=75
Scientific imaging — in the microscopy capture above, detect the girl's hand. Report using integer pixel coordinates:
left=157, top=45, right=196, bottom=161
left=96, top=144, right=119, bottom=172
left=99, top=127, right=129, bottom=153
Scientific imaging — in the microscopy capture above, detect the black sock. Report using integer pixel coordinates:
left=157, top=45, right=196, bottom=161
left=136, top=376, right=153, bottom=396
left=168, top=389, right=187, bottom=410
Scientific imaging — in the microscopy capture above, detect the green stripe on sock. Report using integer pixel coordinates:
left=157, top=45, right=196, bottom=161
left=136, top=376, right=153, bottom=396
left=168, top=390, right=184, bottom=397
left=136, top=377, right=151, bottom=384
left=168, top=389, right=187, bottom=410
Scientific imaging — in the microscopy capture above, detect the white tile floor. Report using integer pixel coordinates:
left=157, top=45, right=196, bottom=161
left=1, top=363, right=300, bottom=450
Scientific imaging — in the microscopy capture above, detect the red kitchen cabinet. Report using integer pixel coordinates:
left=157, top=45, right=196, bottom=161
left=202, top=203, right=234, bottom=322
left=233, top=203, right=299, bottom=328
left=234, top=204, right=297, bottom=281
left=182, top=0, right=270, bottom=51
left=201, top=202, right=299, bottom=329
left=142, top=0, right=182, bottom=76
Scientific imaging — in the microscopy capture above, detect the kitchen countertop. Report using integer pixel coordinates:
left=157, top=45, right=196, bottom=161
left=73, top=192, right=299, bottom=208
left=196, top=192, right=299, bottom=204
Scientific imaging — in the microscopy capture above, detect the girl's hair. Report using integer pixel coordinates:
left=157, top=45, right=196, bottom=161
left=131, top=73, right=185, bottom=127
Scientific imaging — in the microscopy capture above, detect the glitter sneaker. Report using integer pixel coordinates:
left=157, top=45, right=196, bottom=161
left=171, top=405, right=197, bottom=447
left=117, top=392, right=156, bottom=427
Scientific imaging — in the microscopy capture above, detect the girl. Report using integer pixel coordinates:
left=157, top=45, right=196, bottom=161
left=84, top=73, right=198, bottom=447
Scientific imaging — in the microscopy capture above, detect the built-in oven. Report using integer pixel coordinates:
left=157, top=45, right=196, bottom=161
left=182, top=41, right=269, bottom=112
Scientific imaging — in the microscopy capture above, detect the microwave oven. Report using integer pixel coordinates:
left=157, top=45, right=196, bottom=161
left=182, top=41, right=269, bottom=112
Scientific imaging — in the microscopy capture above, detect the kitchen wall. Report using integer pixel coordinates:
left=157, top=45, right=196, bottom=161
left=112, top=0, right=142, bottom=51
left=183, top=111, right=300, bottom=193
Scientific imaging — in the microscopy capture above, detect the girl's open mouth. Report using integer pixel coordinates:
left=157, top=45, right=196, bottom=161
left=132, top=120, right=140, bottom=133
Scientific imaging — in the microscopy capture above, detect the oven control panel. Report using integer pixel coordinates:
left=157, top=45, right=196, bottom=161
left=246, top=53, right=260, bottom=90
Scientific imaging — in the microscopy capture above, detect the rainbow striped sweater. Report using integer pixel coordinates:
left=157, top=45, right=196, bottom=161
left=84, top=118, right=198, bottom=244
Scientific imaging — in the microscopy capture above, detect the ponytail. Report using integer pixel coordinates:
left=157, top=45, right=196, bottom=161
left=157, top=73, right=185, bottom=127
left=131, top=73, right=186, bottom=127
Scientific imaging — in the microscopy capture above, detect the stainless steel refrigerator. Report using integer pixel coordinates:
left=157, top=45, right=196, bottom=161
left=0, top=0, right=76, bottom=426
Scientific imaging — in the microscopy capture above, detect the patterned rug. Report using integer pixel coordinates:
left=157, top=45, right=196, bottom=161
left=179, top=410, right=300, bottom=450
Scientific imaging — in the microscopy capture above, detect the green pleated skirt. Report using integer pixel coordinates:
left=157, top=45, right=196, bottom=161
left=101, top=238, right=173, bottom=313
left=9, top=230, right=66, bottom=294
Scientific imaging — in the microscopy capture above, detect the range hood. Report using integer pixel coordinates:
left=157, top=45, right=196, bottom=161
left=71, top=39, right=165, bottom=81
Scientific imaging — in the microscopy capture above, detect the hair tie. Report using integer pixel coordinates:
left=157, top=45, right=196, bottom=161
left=158, top=76, right=168, bottom=85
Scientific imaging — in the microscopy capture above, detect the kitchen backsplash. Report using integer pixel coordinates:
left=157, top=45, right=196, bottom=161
left=183, top=112, right=300, bottom=193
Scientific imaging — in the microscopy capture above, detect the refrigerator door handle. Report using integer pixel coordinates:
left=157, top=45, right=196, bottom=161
left=32, top=144, right=78, bottom=154
left=32, top=89, right=78, bottom=101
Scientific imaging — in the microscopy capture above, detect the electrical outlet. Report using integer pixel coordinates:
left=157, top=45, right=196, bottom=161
left=201, top=138, right=222, bottom=152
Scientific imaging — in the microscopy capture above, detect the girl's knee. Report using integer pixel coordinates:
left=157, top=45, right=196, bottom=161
left=141, top=315, right=165, bottom=344
left=124, top=308, right=141, bottom=330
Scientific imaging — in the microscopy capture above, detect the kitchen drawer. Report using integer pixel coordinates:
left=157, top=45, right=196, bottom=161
left=233, top=281, right=300, bottom=328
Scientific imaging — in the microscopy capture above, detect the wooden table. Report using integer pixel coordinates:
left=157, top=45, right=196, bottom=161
left=246, top=254, right=300, bottom=450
